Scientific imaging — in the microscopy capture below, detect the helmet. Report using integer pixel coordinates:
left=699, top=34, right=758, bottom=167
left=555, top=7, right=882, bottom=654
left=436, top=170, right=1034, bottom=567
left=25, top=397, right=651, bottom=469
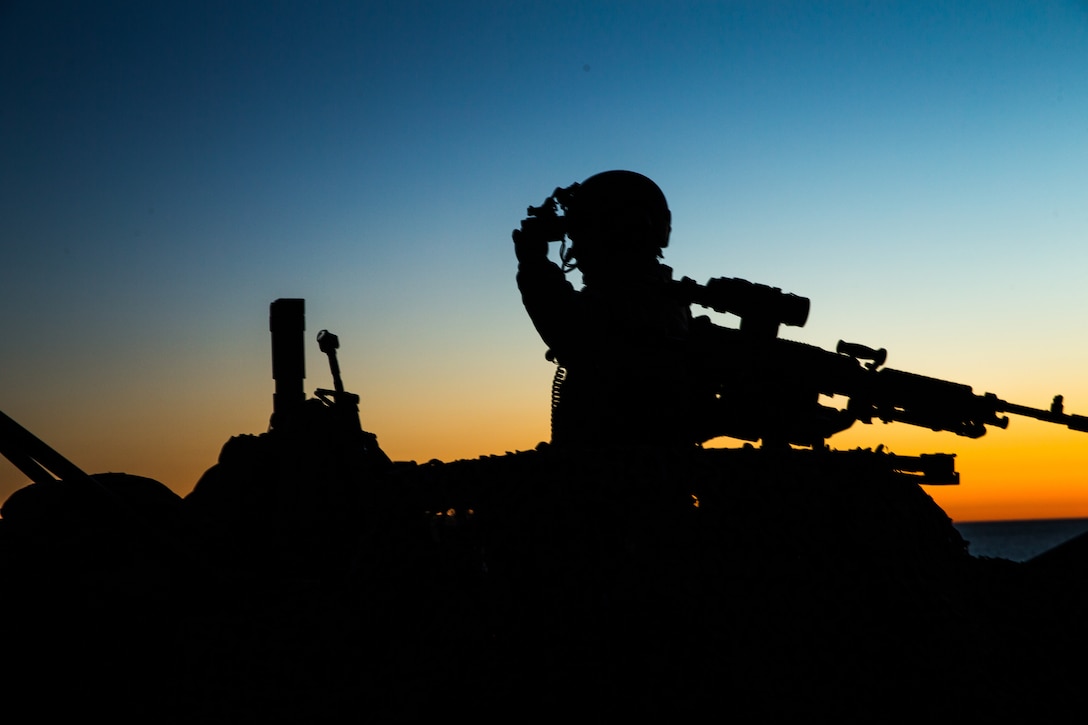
left=563, top=170, right=671, bottom=259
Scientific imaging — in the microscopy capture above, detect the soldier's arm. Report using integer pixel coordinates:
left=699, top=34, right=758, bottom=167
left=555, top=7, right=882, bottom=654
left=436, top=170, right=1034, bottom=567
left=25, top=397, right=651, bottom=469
left=513, top=229, right=578, bottom=354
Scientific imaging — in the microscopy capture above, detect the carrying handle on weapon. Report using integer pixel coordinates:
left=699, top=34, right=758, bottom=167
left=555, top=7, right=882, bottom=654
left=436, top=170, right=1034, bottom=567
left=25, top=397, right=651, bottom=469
left=837, top=340, right=887, bottom=370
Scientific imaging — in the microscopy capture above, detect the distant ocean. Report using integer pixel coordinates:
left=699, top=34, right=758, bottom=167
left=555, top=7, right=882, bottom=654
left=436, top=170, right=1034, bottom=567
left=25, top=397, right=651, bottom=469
left=954, top=518, right=1088, bottom=562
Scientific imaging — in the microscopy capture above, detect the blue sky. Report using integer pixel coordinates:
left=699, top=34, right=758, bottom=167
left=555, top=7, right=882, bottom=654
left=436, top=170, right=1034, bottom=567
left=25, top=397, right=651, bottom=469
left=2, top=1, right=1087, bottom=519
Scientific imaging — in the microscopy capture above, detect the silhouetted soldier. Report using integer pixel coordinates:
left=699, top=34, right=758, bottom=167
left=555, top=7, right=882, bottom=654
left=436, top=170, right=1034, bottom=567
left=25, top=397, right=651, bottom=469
left=513, top=170, right=696, bottom=448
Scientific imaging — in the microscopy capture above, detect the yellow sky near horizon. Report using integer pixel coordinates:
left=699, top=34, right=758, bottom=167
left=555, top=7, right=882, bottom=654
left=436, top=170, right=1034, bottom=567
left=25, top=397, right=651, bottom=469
left=4, top=385, right=1088, bottom=525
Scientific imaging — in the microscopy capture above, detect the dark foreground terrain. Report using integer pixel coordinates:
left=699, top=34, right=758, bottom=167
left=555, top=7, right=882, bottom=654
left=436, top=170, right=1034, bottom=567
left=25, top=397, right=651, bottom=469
left=2, top=444, right=1087, bottom=722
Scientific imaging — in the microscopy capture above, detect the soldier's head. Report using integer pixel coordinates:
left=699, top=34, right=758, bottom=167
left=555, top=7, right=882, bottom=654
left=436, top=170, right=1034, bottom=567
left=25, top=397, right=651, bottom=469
left=563, top=170, right=671, bottom=278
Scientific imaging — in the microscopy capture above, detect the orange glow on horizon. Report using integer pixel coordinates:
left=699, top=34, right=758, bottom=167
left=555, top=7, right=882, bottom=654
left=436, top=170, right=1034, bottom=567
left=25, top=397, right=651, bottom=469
left=4, top=400, right=1088, bottom=525
left=824, top=419, right=1088, bottom=523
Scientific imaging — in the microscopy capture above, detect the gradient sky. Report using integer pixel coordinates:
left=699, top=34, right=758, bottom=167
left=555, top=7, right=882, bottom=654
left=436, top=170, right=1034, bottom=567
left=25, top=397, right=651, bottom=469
left=3, top=1, right=1087, bottom=522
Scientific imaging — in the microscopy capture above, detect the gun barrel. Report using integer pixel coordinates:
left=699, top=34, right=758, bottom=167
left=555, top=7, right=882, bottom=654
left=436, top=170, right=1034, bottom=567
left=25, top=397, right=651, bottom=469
left=999, top=398, right=1088, bottom=433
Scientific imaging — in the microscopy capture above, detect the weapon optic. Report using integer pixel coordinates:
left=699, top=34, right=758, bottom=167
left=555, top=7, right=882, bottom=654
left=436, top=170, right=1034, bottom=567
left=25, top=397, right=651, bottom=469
left=672, top=274, right=810, bottom=339
left=672, top=276, right=1088, bottom=452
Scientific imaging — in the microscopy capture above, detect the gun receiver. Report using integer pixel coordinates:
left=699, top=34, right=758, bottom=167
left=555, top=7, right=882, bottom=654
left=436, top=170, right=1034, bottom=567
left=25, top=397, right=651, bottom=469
left=674, top=276, right=1088, bottom=450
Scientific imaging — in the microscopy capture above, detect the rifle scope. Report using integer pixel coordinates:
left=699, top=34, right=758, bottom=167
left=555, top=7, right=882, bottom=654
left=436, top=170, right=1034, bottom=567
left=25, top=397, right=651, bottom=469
left=679, top=276, right=810, bottom=330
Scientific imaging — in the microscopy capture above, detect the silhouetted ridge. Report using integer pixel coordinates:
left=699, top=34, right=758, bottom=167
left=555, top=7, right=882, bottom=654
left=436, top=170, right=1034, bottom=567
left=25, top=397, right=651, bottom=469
left=0, top=445, right=1084, bottom=720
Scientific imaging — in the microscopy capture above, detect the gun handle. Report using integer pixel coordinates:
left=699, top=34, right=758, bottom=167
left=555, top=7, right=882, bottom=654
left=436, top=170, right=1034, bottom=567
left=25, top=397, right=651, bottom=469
left=837, top=340, right=887, bottom=369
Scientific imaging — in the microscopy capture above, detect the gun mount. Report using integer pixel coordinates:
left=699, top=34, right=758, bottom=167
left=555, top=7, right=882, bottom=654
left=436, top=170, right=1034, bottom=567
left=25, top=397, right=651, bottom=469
left=265, top=299, right=390, bottom=466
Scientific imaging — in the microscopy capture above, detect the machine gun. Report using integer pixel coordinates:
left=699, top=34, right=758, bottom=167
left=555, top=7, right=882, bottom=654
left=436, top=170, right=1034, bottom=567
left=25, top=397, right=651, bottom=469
left=673, top=276, right=1088, bottom=456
